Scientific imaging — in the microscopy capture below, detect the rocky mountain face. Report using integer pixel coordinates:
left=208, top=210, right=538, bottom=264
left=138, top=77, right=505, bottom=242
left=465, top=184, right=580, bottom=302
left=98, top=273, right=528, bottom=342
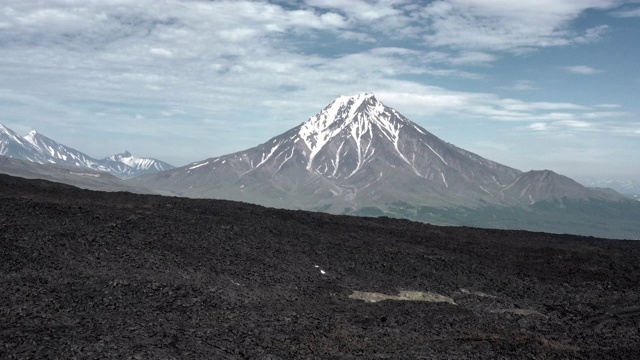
left=136, top=94, right=624, bottom=208
left=0, top=124, right=174, bottom=179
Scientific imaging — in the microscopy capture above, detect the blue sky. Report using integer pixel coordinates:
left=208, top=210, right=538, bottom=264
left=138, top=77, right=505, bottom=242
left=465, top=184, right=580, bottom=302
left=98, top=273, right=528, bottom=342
left=1, top=0, right=639, bottom=179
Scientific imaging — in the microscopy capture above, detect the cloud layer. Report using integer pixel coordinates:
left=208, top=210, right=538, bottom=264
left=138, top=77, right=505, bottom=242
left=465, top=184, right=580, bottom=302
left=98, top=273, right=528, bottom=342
left=0, top=0, right=638, bottom=178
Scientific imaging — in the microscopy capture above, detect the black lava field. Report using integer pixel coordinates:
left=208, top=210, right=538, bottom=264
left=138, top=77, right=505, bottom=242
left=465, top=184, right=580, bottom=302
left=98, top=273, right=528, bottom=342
left=1, top=174, right=639, bottom=359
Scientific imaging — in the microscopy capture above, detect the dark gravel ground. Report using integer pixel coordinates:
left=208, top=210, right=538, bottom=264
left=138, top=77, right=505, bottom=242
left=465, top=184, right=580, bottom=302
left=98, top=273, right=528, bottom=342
left=1, top=174, right=640, bottom=359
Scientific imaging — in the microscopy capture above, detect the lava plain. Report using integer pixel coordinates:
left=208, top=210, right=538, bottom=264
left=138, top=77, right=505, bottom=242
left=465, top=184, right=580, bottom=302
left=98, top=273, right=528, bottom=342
left=1, top=174, right=639, bottom=359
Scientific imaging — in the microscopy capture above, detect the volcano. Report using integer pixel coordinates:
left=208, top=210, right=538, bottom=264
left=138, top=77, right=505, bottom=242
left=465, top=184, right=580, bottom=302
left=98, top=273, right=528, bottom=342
left=136, top=94, right=528, bottom=207
left=134, top=94, right=640, bottom=239
left=137, top=93, right=623, bottom=206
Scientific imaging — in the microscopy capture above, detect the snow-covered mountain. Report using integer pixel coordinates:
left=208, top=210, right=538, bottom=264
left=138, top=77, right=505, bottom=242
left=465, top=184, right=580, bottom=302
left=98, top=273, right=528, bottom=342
left=24, top=130, right=111, bottom=172
left=1, top=124, right=50, bottom=164
left=0, top=124, right=174, bottom=179
left=102, top=151, right=175, bottom=178
left=136, top=94, right=623, bottom=211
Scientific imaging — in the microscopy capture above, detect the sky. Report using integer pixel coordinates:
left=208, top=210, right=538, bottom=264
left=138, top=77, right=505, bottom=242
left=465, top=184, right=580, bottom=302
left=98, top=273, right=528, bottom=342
left=1, top=0, right=639, bottom=180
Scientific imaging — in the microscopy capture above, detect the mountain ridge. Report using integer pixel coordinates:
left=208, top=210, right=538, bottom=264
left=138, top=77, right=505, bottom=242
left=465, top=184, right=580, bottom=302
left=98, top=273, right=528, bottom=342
left=0, top=124, right=174, bottom=179
left=502, top=169, right=623, bottom=204
left=3, top=95, right=637, bottom=239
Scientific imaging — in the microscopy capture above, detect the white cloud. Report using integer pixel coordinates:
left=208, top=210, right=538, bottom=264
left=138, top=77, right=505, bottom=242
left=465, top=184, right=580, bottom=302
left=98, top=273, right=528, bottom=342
left=306, top=0, right=402, bottom=22
left=583, top=111, right=630, bottom=119
left=149, top=48, right=173, bottom=57
left=610, top=7, right=640, bottom=17
left=418, top=0, right=619, bottom=52
left=558, top=120, right=592, bottom=128
left=338, top=31, right=377, bottom=43
left=303, top=0, right=619, bottom=55
left=565, top=65, right=603, bottom=75
left=448, top=51, right=498, bottom=65
left=319, top=11, right=348, bottom=28
left=613, top=121, right=640, bottom=136
left=596, top=103, right=622, bottom=108
left=375, top=90, right=597, bottom=124
left=574, top=24, right=610, bottom=43
left=523, top=116, right=639, bottom=140
left=0, top=0, right=637, bottom=172
left=499, top=99, right=587, bottom=111
left=529, top=122, right=549, bottom=131
left=501, top=80, right=536, bottom=91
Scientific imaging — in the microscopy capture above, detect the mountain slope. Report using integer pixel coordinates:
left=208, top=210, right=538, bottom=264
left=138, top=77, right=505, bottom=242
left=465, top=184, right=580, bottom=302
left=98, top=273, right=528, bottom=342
left=0, top=155, right=148, bottom=193
left=501, top=170, right=624, bottom=204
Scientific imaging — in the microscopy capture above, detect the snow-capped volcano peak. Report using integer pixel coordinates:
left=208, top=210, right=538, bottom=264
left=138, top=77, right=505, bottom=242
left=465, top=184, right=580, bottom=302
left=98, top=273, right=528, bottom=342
left=300, top=93, right=390, bottom=135
left=319, top=93, right=380, bottom=125
left=298, top=93, right=413, bottom=171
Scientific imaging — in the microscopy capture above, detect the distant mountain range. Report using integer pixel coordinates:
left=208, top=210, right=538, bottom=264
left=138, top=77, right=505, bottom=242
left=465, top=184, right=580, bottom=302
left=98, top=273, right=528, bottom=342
left=2, top=95, right=639, bottom=239
left=134, top=94, right=639, bottom=239
left=576, top=177, right=640, bottom=196
left=0, top=156, right=150, bottom=194
left=0, top=124, right=174, bottom=179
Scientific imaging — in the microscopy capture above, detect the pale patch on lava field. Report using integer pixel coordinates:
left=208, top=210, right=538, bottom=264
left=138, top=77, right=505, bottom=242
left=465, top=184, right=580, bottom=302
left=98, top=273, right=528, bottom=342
left=349, top=290, right=456, bottom=305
